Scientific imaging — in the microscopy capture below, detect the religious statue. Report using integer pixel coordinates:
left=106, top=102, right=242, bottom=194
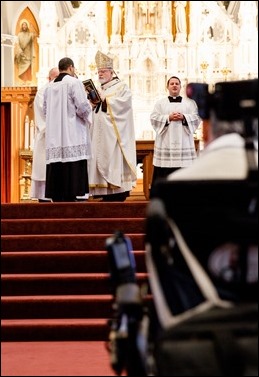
left=138, top=1, right=157, bottom=34
left=111, top=1, right=123, bottom=36
left=174, top=1, right=187, bottom=34
left=14, top=19, right=35, bottom=85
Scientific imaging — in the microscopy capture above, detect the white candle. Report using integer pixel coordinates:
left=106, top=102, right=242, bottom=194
left=29, top=120, right=35, bottom=150
left=24, top=115, right=29, bottom=149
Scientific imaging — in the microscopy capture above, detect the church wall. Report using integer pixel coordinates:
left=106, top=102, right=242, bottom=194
left=1, top=1, right=258, bottom=202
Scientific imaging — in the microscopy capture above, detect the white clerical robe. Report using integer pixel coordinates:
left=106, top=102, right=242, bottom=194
left=150, top=97, right=201, bottom=168
left=30, top=81, right=49, bottom=199
left=88, top=78, right=137, bottom=196
left=43, top=75, right=92, bottom=164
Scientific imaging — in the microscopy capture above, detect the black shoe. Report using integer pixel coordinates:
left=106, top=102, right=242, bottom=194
left=38, top=199, right=52, bottom=202
left=102, top=192, right=129, bottom=202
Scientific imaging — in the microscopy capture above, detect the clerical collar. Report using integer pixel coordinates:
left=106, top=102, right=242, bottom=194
left=54, top=73, right=70, bottom=82
left=168, top=96, right=182, bottom=103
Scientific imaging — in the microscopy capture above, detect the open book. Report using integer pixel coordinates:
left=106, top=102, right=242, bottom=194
left=83, top=79, right=101, bottom=105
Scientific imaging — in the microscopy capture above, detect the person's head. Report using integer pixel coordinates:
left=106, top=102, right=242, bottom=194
left=167, top=76, right=182, bottom=97
left=58, top=57, right=76, bottom=76
left=48, top=67, right=59, bottom=82
left=204, top=110, right=244, bottom=146
left=95, top=50, right=114, bottom=84
left=20, top=19, right=29, bottom=32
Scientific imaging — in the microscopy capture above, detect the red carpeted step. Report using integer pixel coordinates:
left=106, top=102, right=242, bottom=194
left=2, top=272, right=149, bottom=296
left=1, top=250, right=147, bottom=274
left=2, top=295, right=114, bottom=319
left=1, top=233, right=145, bottom=251
left=1, top=318, right=109, bottom=341
left=1, top=218, right=146, bottom=235
left=2, top=294, right=152, bottom=321
left=1, top=202, right=148, bottom=219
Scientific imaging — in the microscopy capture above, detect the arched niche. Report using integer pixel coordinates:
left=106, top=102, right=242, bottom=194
left=14, top=7, right=39, bottom=87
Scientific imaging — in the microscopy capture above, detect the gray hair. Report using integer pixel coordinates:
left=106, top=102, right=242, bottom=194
left=210, top=110, right=244, bottom=138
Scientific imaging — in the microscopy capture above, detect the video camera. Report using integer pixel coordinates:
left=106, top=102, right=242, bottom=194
left=106, top=231, right=137, bottom=291
left=186, top=79, right=258, bottom=121
left=105, top=231, right=148, bottom=375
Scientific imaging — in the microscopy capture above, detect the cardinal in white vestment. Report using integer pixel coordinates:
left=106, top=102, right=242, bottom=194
left=88, top=50, right=137, bottom=201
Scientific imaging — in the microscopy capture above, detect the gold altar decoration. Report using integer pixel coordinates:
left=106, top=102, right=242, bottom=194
left=200, top=61, right=209, bottom=83
left=19, top=149, right=33, bottom=201
left=221, top=67, right=231, bottom=81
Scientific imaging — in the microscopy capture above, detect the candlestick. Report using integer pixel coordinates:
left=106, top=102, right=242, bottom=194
left=29, top=120, right=35, bottom=150
left=19, top=149, right=33, bottom=201
left=221, top=67, right=231, bottom=81
left=24, top=115, right=29, bottom=149
left=200, top=61, right=209, bottom=83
